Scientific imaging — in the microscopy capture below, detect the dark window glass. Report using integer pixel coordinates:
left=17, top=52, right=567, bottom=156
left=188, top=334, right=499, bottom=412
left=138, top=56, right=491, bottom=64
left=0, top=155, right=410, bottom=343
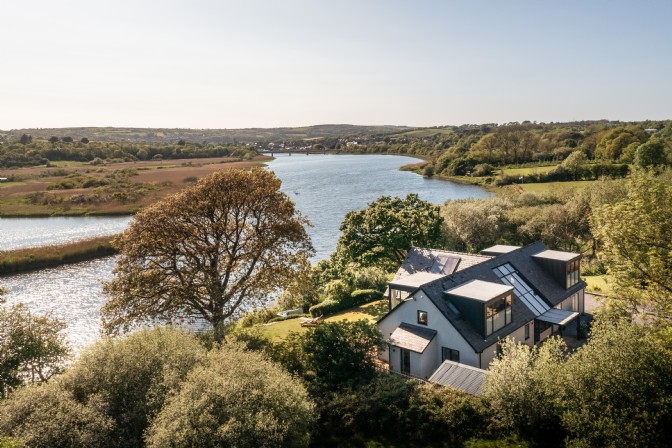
left=417, top=310, right=428, bottom=325
left=442, top=347, right=460, bottom=363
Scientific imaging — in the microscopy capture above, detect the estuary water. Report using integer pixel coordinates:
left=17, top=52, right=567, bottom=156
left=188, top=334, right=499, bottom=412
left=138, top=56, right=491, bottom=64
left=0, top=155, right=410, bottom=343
left=0, top=154, right=491, bottom=348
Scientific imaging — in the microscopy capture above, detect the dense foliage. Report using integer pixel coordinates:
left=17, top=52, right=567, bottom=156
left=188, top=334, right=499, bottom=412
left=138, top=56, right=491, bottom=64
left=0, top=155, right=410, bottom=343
left=485, top=317, right=672, bottom=447
left=0, top=139, right=256, bottom=168
left=0, top=304, right=69, bottom=398
left=591, top=171, right=672, bottom=330
left=145, top=345, right=316, bottom=448
left=335, top=193, right=443, bottom=269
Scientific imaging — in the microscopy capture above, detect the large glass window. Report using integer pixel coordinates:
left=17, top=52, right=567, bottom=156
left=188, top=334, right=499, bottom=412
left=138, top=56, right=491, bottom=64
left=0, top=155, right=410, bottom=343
left=442, top=347, right=460, bottom=363
left=566, top=259, right=580, bottom=288
left=485, top=294, right=512, bottom=336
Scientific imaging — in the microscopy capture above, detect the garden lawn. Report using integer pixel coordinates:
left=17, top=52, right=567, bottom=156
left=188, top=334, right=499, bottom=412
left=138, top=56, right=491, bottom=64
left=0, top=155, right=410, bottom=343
left=258, top=299, right=388, bottom=341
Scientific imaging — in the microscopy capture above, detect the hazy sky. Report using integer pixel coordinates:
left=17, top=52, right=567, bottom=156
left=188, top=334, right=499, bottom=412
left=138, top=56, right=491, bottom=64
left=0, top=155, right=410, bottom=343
left=1, top=0, right=670, bottom=129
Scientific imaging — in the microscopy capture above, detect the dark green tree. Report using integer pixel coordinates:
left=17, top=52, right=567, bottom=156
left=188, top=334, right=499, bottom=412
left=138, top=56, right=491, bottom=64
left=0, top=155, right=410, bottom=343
left=335, top=193, right=443, bottom=269
left=634, top=138, right=668, bottom=168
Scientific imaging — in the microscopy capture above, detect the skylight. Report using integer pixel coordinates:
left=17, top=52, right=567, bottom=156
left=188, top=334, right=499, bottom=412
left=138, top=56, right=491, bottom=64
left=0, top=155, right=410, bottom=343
left=430, top=254, right=460, bottom=275
left=493, top=263, right=550, bottom=315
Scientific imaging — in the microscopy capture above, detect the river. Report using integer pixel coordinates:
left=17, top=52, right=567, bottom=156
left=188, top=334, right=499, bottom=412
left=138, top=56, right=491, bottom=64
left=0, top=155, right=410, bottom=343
left=0, top=154, right=491, bottom=348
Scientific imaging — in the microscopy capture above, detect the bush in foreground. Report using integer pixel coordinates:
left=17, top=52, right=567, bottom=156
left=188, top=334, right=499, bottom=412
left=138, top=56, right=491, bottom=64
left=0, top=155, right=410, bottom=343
left=145, top=344, right=315, bottom=448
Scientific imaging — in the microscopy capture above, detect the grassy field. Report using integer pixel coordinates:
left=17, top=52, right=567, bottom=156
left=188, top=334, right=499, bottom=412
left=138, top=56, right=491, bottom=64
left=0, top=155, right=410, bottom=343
left=257, top=299, right=388, bottom=340
left=0, top=156, right=270, bottom=216
left=501, top=165, right=557, bottom=176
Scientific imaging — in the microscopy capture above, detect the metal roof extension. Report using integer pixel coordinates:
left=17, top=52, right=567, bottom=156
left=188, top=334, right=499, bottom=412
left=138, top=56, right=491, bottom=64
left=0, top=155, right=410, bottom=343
left=537, top=308, right=579, bottom=326
left=428, top=360, right=488, bottom=395
left=389, top=323, right=437, bottom=353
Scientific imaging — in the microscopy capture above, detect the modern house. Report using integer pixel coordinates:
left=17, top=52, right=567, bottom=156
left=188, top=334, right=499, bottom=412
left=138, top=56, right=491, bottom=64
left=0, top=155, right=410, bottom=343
left=377, top=242, right=586, bottom=382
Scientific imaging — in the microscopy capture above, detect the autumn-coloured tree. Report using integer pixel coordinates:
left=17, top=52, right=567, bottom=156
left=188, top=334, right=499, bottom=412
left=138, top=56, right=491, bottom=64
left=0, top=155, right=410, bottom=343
left=103, top=168, right=313, bottom=341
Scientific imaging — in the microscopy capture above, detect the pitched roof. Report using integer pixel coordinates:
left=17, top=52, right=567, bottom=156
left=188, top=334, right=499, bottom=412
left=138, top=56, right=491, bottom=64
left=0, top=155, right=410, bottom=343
left=428, top=360, right=488, bottom=395
left=389, top=323, right=437, bottom=353
left=418, top=242, right=586, bottom=352
left=392, top=247, right=492, bottom=282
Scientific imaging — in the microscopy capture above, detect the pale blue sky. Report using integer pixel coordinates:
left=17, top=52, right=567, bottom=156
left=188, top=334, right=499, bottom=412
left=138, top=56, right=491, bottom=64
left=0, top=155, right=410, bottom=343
left=1, top=0, right=670, bottom=129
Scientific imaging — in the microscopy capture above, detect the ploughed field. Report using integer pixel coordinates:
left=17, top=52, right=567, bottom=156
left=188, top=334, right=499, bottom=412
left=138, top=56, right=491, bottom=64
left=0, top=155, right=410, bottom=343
left=0, top=156, right=270, bottom=216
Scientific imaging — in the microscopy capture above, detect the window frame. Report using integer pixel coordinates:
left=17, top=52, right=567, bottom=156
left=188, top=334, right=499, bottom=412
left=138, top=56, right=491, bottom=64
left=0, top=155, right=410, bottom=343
left=417, top=310, right=428, bottom=326
left=442, top=347, right=460, bottom=363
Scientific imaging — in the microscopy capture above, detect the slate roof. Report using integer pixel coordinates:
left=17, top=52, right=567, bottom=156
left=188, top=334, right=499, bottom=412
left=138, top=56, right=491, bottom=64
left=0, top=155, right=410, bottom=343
left=381, top=242, right=587, bottom=353
left=390, top=272, right=446, bottom=290
left=392, top=247, right=493, bottom=282
left=389, top=323, right=437, bottom=353
left=428, top=360, right=488, bottom=395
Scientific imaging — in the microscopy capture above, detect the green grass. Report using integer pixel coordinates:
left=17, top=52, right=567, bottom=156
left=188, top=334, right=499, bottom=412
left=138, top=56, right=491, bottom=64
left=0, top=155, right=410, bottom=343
left=258, top=299, right=389, bottom=341
left=583, top=275, right=612, bottom=294
left=519, top=180, right=595, bottom=194
left=501, top=165, right=557, bottom=176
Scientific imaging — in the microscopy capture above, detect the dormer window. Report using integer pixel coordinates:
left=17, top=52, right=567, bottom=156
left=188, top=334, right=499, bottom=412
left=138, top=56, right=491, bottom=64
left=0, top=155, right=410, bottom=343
left=532, top=250, right=582, bottom=290
left=566, top=259, right=580, bottom=288
left=445, top=280, right=514, bottom=338
left=485, top=294, right=512, bottom=336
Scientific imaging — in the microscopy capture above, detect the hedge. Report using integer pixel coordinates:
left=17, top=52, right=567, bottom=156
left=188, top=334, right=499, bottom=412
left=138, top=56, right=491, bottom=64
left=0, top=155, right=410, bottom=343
left=309, top=289, right=383, bottom=317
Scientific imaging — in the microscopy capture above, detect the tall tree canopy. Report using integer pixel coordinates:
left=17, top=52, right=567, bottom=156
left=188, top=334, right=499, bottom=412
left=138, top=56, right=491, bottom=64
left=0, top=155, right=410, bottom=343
left=103, top=168, right=313, bottom=341
left=335, top=193, right=443, bottom=269
left=591, top=171, right=672, bottom=327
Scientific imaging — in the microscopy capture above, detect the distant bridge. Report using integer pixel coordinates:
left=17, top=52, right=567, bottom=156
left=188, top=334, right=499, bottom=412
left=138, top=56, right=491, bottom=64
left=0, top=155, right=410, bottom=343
left=259, top=149, right=341, bottom=156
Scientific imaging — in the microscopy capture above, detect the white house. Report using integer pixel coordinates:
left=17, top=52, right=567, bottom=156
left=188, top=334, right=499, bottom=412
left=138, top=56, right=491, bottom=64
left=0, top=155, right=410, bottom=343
left=377, top=242, right=586, bottom=383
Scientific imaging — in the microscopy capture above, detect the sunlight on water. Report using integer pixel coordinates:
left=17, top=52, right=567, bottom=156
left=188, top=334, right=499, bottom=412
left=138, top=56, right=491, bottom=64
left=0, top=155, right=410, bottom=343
left=1, top=257, right=116, bottom=349
left=0, top=216, right=131, bottom=250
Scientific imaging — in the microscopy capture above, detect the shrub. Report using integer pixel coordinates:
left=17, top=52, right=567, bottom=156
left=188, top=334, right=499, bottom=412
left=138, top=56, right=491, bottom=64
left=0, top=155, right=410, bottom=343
left=58, top=327, right=207, bottom=447
left=322, top=279, right=353, bottom=302
left=145, top=344, right=316, bottom=448
left=309, top=289, right=382, bottom=317
left=352, top=266, right=388, bottom=292
left=472, top=163, right=494, bottom=177
left=0, top=382, right=114, bottom=448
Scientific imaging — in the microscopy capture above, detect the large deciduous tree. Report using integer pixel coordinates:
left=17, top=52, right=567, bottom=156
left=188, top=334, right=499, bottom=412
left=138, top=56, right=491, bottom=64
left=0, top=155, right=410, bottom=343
left=335, top=193, right=443, bottom=269
left=103, top=168, right=313, bottom=341
left=590, top=170, right=672, bottom=327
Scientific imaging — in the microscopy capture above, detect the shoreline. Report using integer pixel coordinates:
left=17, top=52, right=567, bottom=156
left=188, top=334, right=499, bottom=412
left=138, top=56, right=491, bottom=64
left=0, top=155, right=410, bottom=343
left=0, top=235, right=119, bottom=276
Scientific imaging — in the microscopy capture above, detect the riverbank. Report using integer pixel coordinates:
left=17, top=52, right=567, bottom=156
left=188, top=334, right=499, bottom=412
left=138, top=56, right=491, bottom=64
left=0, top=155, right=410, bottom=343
left=0, top=235, right=118, bottom=275
left=0, top=156, right=271, bottom=217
